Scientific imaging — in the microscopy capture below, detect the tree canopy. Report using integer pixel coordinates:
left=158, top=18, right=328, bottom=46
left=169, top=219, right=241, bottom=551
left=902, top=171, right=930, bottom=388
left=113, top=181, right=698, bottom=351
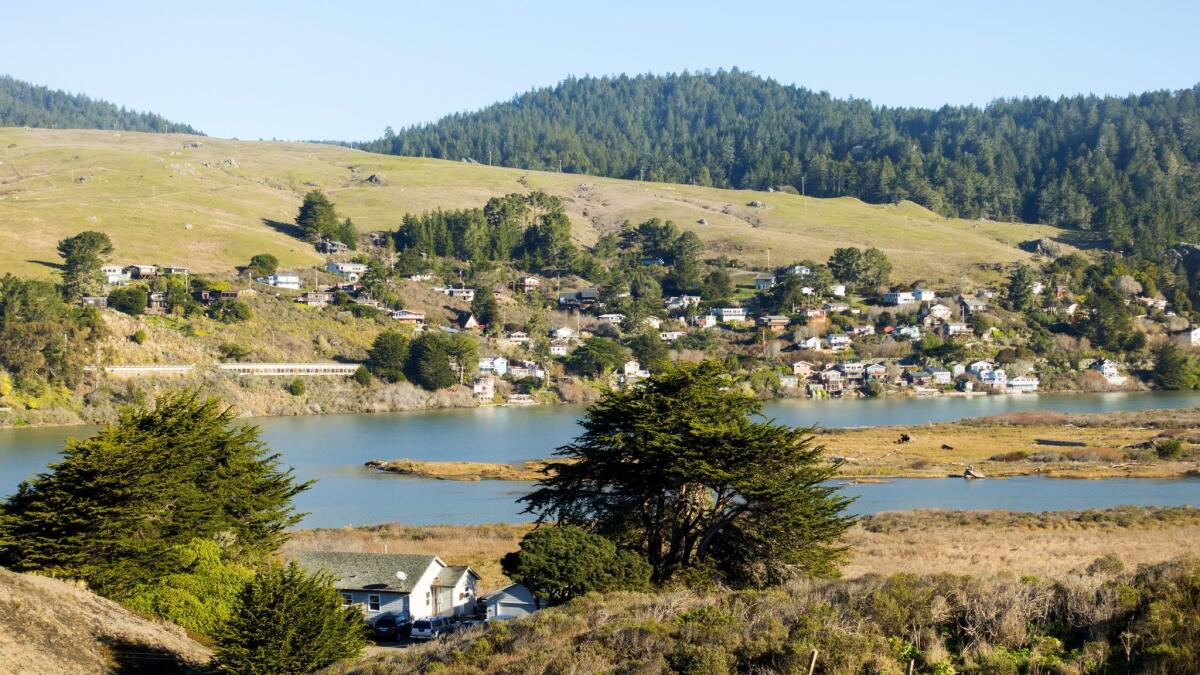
left=0, top=391, right=309, bottom=596
left=56, top=230, right=113, bottom=300
left=361, top=71, right=1200, bottom=256
left=501, top=525, right=652, bottom=604
left=0, top=74, right=198, bottom=133
left=521, top=361, right=854, bottom=587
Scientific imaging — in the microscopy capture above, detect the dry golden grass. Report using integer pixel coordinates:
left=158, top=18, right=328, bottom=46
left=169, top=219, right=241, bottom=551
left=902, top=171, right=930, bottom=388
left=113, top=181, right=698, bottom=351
left=283, top=507, right=1200, bottom=593
left=0, top=127, right=1057, bottom=285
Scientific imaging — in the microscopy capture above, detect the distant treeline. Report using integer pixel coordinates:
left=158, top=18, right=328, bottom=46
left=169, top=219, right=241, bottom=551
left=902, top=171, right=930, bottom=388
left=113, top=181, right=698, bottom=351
left=0, top=75, right=199, bottom=134
left=359, top=70, right=1200, bottom=257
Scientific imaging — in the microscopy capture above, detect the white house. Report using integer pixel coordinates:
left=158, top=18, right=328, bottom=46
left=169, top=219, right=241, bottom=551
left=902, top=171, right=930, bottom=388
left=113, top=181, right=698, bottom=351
left=779, top=375, right=800, bottom=389
left=942, top=323, right=972, bottom=338
left=622, top=360, right=650, bottom=378
left=660, top=330, right=686, bottom=341
left=472, top=376, right=495, bottom=401
left=504, top=330, right=530, bottom=345
left=981, top=369, right=1008, bottom=390
left=754, top=273, right=776, bottom=290
left=446, top=288, right=476, bottom=302
left=789, top=265, right=812, bottom=277
left=1007, top=374, right=1039, bottom=392
left=830, top=284, right=847, bottom=298
left=927, top=303, right=955, bottom=322
left=521, top=276, right=541, bottom=292
left=912, top=288, right=937, bottom=303
left=797, top=336, right=823, bottom=351
left=484, top=583, right=540, bottom=621
left=479, top=356, right=509, bottom=376
left=665, top=295, right=702, bottom=311
left=896, top=325, right=922, bottom=341
left=1090, top=359, right=1127, bottom=385
left=928, top=368, right=953, bottom=386
left=325, top=261, right=369, bottom=282
left=597, top=313, right=626, bottom=325
left=711, top=307, right=749, bottom=323
left=391, top=309, right=427, bottom=326
left=260, top=272, right=301, bottom=290
left=1172, top=327, right=1200, bottom=348
left=101, top=264, right=130, bottom=285
left=642, top=316, right=663, bottom=329
left=295, top=551, right=479, bottom=624
left=968, top=360, right=994, bottom=376
left=549, top=326, right=576, bottom=340
left=823, top=302, right=849, bottom=313
left=549, top=338, right=573, bottom=357
left=692, top=314, right=718, bottom=329
left=828, top=333, right=852, bottom=351
left=883, top=291, right=916, bottom=306
left=508, top=360, right=546, bottom=380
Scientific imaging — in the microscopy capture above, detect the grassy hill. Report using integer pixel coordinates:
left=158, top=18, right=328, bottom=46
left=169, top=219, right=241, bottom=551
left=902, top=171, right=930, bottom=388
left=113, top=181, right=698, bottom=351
left=0, top=127, right=1059, bottom=285
left=0, top=566, right=210, bottom=673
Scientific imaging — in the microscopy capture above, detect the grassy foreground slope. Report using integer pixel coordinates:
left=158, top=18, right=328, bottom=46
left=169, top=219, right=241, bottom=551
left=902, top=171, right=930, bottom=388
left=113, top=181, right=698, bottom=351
left=0, top=127, right=1057, bottom=283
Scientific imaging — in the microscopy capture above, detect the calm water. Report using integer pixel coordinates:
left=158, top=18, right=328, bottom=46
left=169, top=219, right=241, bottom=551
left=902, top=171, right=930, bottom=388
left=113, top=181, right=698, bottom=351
left=2, top=392, right=1199, bottom=528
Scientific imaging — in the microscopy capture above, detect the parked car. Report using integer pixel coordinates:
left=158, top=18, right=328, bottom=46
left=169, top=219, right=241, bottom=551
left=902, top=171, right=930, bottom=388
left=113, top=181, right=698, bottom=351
left=371, top=615, right=410, bottom=641
left=411, top=616, right=453, bottom=640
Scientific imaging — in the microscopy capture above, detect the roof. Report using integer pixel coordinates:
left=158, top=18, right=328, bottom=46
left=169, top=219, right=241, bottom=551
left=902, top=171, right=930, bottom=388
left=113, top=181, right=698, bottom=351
left=435, top=565, right=480, bottom=586
left=293, top=551, right=439, bottom=593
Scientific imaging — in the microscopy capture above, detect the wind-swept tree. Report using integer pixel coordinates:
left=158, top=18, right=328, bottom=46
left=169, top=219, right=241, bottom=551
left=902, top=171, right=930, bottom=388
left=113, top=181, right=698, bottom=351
left=0, top=391, right=309, bottom=597
left=295, top=190, right=340, bottom=242
left=57, top=230, right=113, bottom=300
left=521, top=361, right=854, bottom=587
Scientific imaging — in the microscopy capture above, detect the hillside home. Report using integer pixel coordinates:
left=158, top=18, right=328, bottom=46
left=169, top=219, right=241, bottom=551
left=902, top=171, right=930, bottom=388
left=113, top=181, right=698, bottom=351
left=1007, top=374, right=1039, bottom=392
left=908, top=370, right=934, bottom=387
left=711, top=307, right=749, bottom=323
left=1172, top=327, right=1200, bottom=348
left=803, top=308, right=828, bottom=320
left=558, top=288, right=599, bottom=308
left=754, top=273, right=776, bottom=290
left=410, top=273, right=434, bottom=282
left=865, top=363, right=888, bottom=381
left=124, top=264, right=159, bottom=279
left=597, top=313, right=626, bottom=325
left=818, top=369, right=844, bottom=394
left=147, top=292, right=168, bottom=313
left=80, top=296, right=107, bottom=308
left=758, top=315, right=791, bottom=332
left=550, top=326, right=576, bottom=340
left=665, top=295, right=702, bottom=312
left=295, top=291, right=334, bottom=307
left=837, top=362, right=866, bottom=382
left=479, top=356, right=509, bottom=376
left=445, top=288, right=476, bottom=302
left=926, top=303, right=955, bottom=322
left=316, top=239, right=349, bottom=254
left=823, top=302, right=849, bottom=313
left=521, top=276, right=541, bottom=292
left=883, top=291, right=915, bottom=306
left=391, top=309, right=426, bottom=326
left=1090, top=359, right=1126, bottom=385
left=797, top=336, right=823, bottom=351
left=968, top=360, right=994, bottom=376
left=779, top=375, right=800, bottom=389
left=789, top=265, right=811, bottom=276
left=642, top=316, right=663, bottom=329
left=459, top=313, right=480, bottom=330
left=161, top=266, right=190, bottom=276
left=981, top=369, right=1008, bottom=390
left=660, top=330, right=686, bottom=341
left=101, top=264, right=130, bottom=285
left=326, top=261, right=368, bottom=282
left=504, top=330, right=530, bottom=345
left=942, top=323, right=971, bottom=338
left=549, top=338, right=573, bottom=357
left=959, top=296, right=988, bottom=316
left=473, top=376, right=495, bottom=401
left=897, top=325, right=922, bottom=341
left=849, top=324, right=875, bottom=336
left=912, top=288, right=936, bottom=302
left=622, top=360, right=651, bottom=380
left=295, top=551, right=479, bottom=623
left=261, top=272, right=301, bottom=290
left=791, top=361, right=814, bottom=378
left=831, top=284, right=847, bottom=297
left=928, top=368, right=953, bottom=385
left=508, top=360, right=545, bottom=380
left=828, top=333, right=852, bottom=351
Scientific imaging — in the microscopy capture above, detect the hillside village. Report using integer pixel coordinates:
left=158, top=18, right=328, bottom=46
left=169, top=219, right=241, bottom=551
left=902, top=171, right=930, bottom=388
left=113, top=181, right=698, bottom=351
left=20, top=186, right=1200, bottom=426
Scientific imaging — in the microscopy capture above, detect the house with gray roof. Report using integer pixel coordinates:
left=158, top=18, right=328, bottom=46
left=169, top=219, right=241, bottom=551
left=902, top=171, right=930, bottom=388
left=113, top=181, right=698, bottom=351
left=294, top=551, right=480, bottom=623
left=483, top=583, right=542, bottom=620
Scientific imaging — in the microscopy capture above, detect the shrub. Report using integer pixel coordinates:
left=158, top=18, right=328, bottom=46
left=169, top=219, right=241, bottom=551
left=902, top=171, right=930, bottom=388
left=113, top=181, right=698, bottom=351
left=108, top=286, right=148, bottom=315
left=247, top=253, right=278, bottom=277
left=123, top=538, right=254, bottom=636
left=352, top=365, right=372, bottom=386
left=501, top=526, right=652, bottom=603
left=207, top=298, right=252, bottom=323
left=1064, top=447, right=1123, bottom=462
left=989, top=450, right=1029, bottom=462
left=287, top=378, right=306, bottom=396
left=366, top=331, right=410, bottom=383
left=218, top=343, right=250, bottom=361
left=211, top=562, right=366, bottom=673
left=131, top=329, right=147, bottom=344
left=1156, top=438, right=1185, bottom=460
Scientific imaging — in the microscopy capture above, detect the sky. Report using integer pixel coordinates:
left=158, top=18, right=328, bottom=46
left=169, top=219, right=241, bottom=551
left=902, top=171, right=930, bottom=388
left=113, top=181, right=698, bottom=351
left=3, top=1, right=1199, bottom=141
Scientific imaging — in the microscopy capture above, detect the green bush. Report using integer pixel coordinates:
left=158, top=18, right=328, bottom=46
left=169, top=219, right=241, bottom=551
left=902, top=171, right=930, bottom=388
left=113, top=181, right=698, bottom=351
left=108, top=286, right=148, bottom=315
left=211, top=562, right=366, bottom=674
left=131, top=329, right=147, bottom=344
left=123, top=538, right=254, bottom=636
left=1156, top=438, right=1185, bottom=460
left=287, top=378, right=306, bottom=396
left=352, top=365, right=372, bottom=386
left=207, top=298, right=252, bottom=324
left=501, top=526, right=652, bottom=603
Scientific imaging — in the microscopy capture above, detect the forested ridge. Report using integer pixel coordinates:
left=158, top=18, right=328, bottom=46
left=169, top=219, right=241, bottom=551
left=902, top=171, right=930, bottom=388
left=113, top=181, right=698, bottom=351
left=0, top=75, right=198, bottom=134
left=360, top=70, right=1200, bottom=256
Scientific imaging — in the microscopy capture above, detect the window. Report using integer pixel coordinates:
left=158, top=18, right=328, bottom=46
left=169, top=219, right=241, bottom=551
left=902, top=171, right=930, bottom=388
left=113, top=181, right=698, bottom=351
left=425, top=591, right=431, bottom=606
left=368, top=595, right=381, bottom=612
left=340, top=593, right=352, bottom=608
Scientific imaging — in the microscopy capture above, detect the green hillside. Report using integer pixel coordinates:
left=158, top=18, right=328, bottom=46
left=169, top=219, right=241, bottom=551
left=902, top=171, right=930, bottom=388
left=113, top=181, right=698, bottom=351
left=0, top=74, right=197, bottom=133
left=0, top=127, right=1058, bottom=285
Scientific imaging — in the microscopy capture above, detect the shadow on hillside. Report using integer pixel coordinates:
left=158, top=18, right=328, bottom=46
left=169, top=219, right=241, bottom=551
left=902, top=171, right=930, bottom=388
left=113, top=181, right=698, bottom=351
left=261, top=217, right=305, bottom=241
left=100, top=636, right=197, bottom=674
left=26, top=259, right=64, bottom=271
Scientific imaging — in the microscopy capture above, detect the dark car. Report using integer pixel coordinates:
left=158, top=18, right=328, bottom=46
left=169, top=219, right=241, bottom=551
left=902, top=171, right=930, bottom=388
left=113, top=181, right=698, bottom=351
left=371, top=615, right=410, bottom=641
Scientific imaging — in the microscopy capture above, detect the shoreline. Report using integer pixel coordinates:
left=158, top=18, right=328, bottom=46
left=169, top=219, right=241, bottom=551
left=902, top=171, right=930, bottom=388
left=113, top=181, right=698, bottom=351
left=0, top=384, right=1176, bottom=431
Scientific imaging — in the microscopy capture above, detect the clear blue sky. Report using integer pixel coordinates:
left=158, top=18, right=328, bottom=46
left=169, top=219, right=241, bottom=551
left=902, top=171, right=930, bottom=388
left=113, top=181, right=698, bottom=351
left=4, top=1, right=1198, bottom=141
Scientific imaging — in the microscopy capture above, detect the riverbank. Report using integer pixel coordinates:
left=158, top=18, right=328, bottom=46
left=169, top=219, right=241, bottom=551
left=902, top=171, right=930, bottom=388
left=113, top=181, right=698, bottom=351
left=282, top=506, right=1200, bottom=593
left=363, top=406, right=1200, bottom=481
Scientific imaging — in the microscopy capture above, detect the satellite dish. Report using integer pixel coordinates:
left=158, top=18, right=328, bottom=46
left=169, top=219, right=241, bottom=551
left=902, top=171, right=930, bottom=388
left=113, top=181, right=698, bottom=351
left=396, top=571, right=407, bottom=581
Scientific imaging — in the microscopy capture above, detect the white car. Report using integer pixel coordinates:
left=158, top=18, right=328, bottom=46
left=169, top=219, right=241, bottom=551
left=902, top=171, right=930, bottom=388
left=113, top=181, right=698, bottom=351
left=410, top=616, right=453, bottom=640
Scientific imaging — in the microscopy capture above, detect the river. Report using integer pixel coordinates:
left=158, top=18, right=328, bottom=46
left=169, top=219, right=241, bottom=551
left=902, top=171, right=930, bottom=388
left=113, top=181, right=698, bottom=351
left=2, top=391, right=1198, bottom=527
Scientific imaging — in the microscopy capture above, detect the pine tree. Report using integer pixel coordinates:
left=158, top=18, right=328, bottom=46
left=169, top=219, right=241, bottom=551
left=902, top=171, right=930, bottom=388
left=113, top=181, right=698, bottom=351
left=0, top=391, right=309, bottom=597
left=295, top=190, right=339, bottom=242
left=366, top=330, right=410, bottom=383
left=211, top=562, right=366, bottom=674
left=56, top=231, right=113, bottom=300
left=405, top=333, right=457, bottom=390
